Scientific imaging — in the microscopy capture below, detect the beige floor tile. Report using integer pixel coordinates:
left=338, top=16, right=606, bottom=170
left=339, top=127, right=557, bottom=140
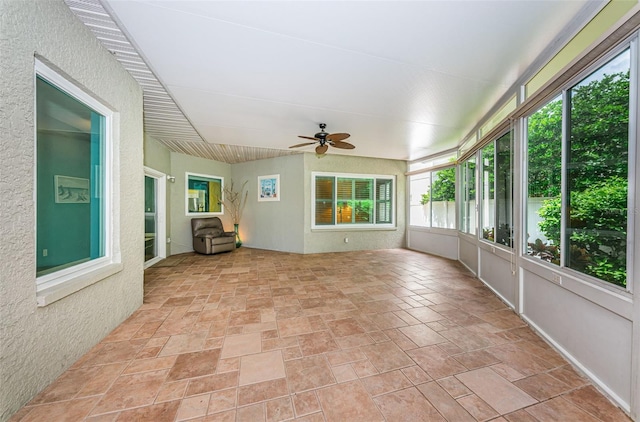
left=159, top=331, right=208, bottom=356
left=12, top=248, right=630, bottom=422
left=524, top=396, right=600, bottom=421
left=361, top=369, right=412, bottom=397
left=374, top=387, right=446, bottom=422
left=398, top=324, right=447, bottom=347
left=417, top=381, right=475, bottom=421
left=455, top=367, right=537, bottom=414
left=239, top=350, right=285, bottom=386
left=360, top=341, right=414, bottom=372
left=316, top=381, right=384, bottom=422
left=407, top=345, right=468, bottom=379
left=220, top=332, right=261, bottom=359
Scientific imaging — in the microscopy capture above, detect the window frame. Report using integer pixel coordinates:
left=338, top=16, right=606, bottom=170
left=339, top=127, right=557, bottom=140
left=311, top=172, right=396, bottom=230
left=185, top=172, right=224, bottom=217
left=478, top=130, right=513, bottom=249
left=459, top=157, right=476, bottom=235
left=408, top=166, right=457, bottom=230
left=35, top=59, right=121, bottom=306
left=522, top=40, right=635, bottom=293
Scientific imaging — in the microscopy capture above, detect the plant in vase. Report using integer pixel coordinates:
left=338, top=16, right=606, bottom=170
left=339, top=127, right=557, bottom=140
left=216, top=179, right=248, bottom=248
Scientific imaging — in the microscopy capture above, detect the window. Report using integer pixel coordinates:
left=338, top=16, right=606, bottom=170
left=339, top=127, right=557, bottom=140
left=312, top=173, right=395, bottom=228
left=409, top=167, right=456, bottom=229
left=459, top=157, right=476, bottom=234
left=526, top=49, right=630, bottom=288
left=36, top=60, right=118, bottom=301
left=186, top=173, right=223, bottom=215
left=480, top=131, right=513, bottom=246
left=526, top=95, right=562, bottom=264
left=481, top=143, right=495, bottom=241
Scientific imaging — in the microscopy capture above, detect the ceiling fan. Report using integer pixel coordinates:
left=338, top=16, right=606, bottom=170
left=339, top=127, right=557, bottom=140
left=290, top=123, right=354, bottom=154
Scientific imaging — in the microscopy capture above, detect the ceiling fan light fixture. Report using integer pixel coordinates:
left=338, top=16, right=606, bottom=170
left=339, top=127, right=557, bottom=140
left=290, top=123, right=354, bottom=154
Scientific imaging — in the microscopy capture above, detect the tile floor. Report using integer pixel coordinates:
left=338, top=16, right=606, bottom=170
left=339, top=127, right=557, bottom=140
left=11, top=248, right=631, bottom=421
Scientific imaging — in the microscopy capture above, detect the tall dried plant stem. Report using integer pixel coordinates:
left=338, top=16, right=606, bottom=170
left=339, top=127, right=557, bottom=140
left=216, top=179, right=248, bottom=224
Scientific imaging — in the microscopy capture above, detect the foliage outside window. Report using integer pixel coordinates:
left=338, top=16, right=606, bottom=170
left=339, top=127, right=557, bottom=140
left=313, top=173, right=394, bottom=228
left=186, top=173, right=222, bottom=215
left=409, top=167, right=456, bottom=229
left=526, top=49, right=630, bottom=288
left=459, top=157, right=476, bottom=234
left=36, top=64, right=112, bottom=287
left=480, top=132, right=513, bottom=247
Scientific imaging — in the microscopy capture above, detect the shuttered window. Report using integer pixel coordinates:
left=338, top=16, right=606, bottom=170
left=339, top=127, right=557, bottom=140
left=312, top=173, right=395, bottom=228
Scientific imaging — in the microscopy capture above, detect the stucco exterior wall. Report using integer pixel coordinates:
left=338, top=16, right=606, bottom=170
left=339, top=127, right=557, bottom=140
left=0, top=1, right=144, bottom=419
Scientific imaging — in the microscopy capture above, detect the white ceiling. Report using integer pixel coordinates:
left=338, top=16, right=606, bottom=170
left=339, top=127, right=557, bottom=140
left=95, top=0, right=602, bottom=162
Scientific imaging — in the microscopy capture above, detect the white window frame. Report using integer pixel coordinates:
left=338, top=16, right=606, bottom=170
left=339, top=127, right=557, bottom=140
left=311, top=172, right=396, bottom=230
left=185, top=172, right=224, bottom=216
left=35, top=59, right=121, bottom=306
left=522, top=39, right=636, bottom=294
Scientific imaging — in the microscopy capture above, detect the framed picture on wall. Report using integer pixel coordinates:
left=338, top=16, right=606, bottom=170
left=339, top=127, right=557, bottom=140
left=258, top=174, right=280, bottom=202
left=54, top=175, right=90, bottom=203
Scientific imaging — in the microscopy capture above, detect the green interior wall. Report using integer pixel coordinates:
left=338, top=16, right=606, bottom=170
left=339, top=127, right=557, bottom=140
left=36, top=132, right=92, bottom=272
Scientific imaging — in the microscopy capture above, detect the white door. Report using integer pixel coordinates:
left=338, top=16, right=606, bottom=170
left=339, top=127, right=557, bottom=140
left=144, top=167, right=167, bottom=268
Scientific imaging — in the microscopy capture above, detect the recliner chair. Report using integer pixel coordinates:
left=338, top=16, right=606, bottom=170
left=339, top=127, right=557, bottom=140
left=191, top=217, right=236, bottom=255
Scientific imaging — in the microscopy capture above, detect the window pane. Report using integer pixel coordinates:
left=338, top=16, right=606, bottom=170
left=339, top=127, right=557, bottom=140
left=566, top=50, right=629, bottom=287
left=495, top=132, right=512, bottom=247
left=313, top=173, right=394, bottom=228
left=461, top=157, right=476, bottom=234
left=337, top=178, right=372, bottom=224
left=409, top=173, right=431, bottom=227
left=431, top=168, right=456, bottom=228
left=36, top=77, right=105, bottom=276
left=526, top=96, right=562, bottom=264
left=187, top=174, right=222, bottom=213
left=481, top=143, right=495, bottom=241
left=376, top=179, right=393, bottom=224
left=315, top=176, right=334, bottom=225
left=354, top=179, right=373, bottom=223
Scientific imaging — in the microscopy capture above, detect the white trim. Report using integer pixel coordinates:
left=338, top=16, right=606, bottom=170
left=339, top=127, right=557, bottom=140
left=311, top=171, right=396, bottom=230
left=185, top=172, right=224, bottom=216
left=34, top=59, right=120, bottom=306
left=144, top=167, right=167, bottom=269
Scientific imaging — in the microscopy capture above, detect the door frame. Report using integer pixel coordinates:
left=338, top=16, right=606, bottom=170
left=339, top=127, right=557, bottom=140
left=144, top=166, right=167, bottom=268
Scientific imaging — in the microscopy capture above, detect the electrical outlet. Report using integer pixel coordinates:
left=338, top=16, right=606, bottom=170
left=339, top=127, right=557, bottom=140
left=167, top=237, right=171, bottom=243
left=552, top=273, right=562, bottom=284
left=42, top=249, right=48, bottom=257
left=344, top=237, right=349, bottom=243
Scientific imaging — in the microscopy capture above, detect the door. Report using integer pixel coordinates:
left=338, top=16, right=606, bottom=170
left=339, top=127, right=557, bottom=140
left=144, top=167, right=166, bottom=268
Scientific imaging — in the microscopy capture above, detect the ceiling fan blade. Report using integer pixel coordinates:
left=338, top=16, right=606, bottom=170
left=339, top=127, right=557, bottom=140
left=298, top=135, right=318, bottom=141
left=326, top=132, right=350, bottom=142
left=316, top=144, right=329, bottom=154
left=289, top=142, right=317, bottom=148
left=331, top=141, right=355, bottom=150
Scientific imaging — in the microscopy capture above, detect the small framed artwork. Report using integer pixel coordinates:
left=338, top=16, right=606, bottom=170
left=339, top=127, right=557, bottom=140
left=55, top=175, right=90, bottom=203
left=258, top=174, right=280, bottom=202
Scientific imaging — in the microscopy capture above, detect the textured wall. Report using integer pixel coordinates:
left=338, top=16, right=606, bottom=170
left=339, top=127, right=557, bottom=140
left=303, top=153, right=406, bottom=254
left=232, top=154, right=305, bottom=253
left=169, top=152, right=231, bottom=254
left=0, top=1, right=144, bottom=420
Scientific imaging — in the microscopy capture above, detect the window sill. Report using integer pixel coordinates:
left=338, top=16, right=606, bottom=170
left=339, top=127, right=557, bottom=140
left=311, top=226, right=396, bottom=232
left=36, top=262, right=123, bottom=307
